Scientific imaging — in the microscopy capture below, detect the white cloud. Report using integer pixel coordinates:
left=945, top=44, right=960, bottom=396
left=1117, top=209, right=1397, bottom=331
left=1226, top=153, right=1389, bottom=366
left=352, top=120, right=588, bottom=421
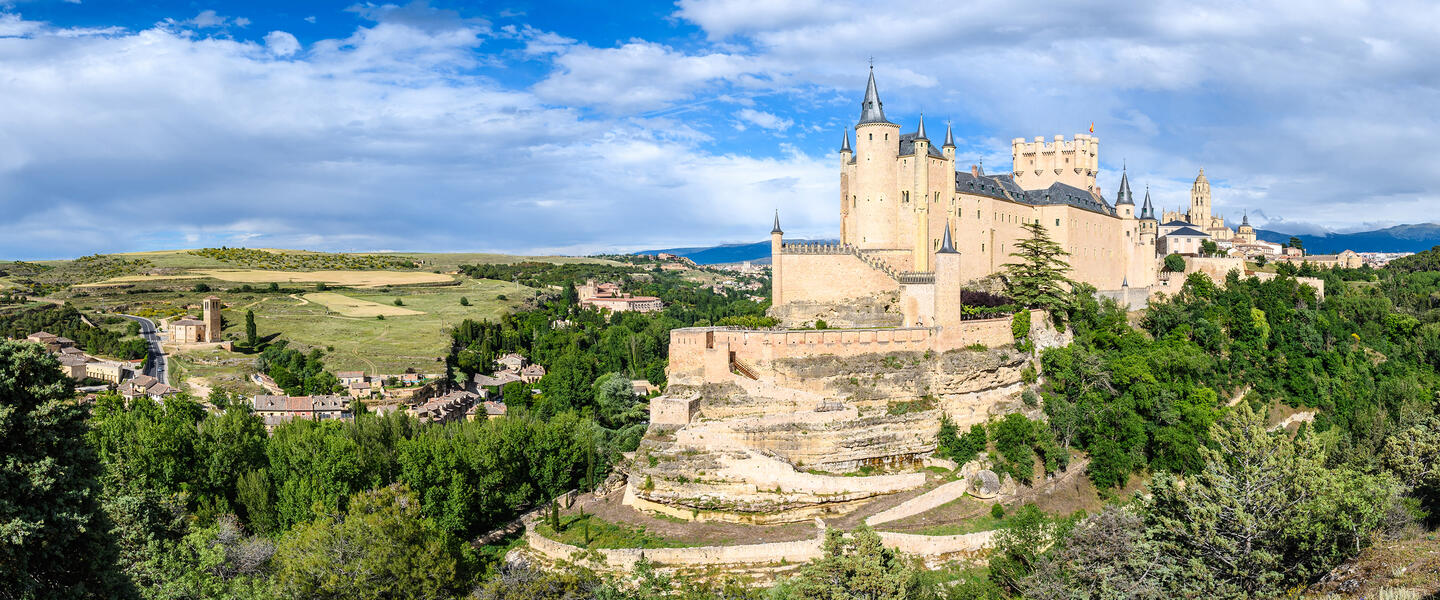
left=263, top=30, right=300, bottom=57
left=533, top=41, right=756, bottom=113
left=735, top=108, right=791, bottom=131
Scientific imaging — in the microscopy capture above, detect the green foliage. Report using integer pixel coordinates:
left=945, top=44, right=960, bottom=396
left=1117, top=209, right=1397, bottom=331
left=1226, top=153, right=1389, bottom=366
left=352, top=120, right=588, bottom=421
left=789, top=526, right=918, bottom=600
left=256, top=341, right=340, bottom=396
left=0, top=340, right=133, bottom=598
left=936, top=417, right=987, bottom=465
left=192, top=282, right=212, bottom=292
left=272, top=483, right=463, bottom=599
left=987, top=504, right=1060, bottom=595
left=1144, top=403, right=1398, bottom=598
left=814, top=319, right=828, bottom=330
left=1163, top=253, right=1186, bottom=272
left=1002, top=222, right=1074, bottom=314
left=990, top=503, right=1006, bottom=520
left=392, top=298, right=404, bottom=306
left=459, top=296, right=470, bottom=306
left=715, top=314, right=778, bottom=328
left=1011, top=308, right=1033, bottom=354
left=244, top=309, right=258, bottom=348
left=0, top=304, right=148, bottom=360
left=188, top=247, right=417, bottom=271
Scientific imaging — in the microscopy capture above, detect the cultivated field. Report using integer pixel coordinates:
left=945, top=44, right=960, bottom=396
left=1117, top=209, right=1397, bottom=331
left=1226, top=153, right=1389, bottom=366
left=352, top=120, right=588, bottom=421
left=303, top=292, right=424, bottom=317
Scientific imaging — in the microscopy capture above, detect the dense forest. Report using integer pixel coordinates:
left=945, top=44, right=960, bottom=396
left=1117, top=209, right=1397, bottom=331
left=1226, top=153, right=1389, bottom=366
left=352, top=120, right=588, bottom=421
left=4, top=249, right=1440, bottom=598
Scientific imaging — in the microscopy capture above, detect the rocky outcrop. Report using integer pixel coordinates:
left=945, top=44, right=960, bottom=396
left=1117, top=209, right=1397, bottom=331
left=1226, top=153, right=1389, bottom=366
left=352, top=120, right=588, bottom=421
left=768, top=291, right=904, bottom=329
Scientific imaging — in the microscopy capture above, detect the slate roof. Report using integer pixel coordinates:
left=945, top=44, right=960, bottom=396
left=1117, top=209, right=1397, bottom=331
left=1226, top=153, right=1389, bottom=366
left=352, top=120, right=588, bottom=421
left=954, top=171, right=1115, bottom=216
left=1161, top=220, right=1197, bottom=227
left=1166, top=227, right=1210, bottom=237
left=898, top=132, right=945, bottom=158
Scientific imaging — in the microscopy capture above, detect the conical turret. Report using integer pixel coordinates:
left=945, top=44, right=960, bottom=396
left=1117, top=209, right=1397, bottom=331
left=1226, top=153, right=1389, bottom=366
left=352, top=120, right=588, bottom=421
left=771, top=210, right=783, bottom=235
left=840, top=129, right=851, bottom=153
left=915, top=113, right=928, bottom=140
left=943, top=120, right=954, bottom=148
left=858, top=66, right=891, bottom=125
left=1140, top=185, right=1155, bottom=220
left=1115, top=166, right=1134, bottom=206
left=938, top=222, right=957, bottom=254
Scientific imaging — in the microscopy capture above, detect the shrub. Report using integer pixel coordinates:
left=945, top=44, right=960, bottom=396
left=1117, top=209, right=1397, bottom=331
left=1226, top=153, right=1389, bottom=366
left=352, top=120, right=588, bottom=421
left=1164, top=253, right=1186, bottom=272
left=192, top=282, right=211, bottom=292
left=459, top=297, right=470, bottom=306
left=376, top=315, right=385, bottom=320
left=814, top=319, right=828, bottom=330
left=991, top=503, right=1006, bottom=519
left=496, top=294, right=507, bottom=301
left=392, top=299, right=404, bottom=306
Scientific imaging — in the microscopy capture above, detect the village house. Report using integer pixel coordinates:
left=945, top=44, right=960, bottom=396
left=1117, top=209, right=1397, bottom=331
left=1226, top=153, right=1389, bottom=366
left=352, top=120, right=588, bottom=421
left=118, top=374, right=181, bottom=401
left=495, top=353, right=526, bottom=372
left=520, top=364, right=547, bottom=383
left=577, top=279, right=665, bottom=313
left=252, top=394, right=351, bottom=431
left=336, top=371, right=366, bottom=386
left=410, top=390, right=476, bottom=424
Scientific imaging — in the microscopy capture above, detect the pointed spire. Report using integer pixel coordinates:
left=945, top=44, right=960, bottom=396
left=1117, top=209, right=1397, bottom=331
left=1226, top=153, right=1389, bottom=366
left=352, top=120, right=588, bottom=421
left=1115, top=166, right=1134, bottom=205
left=771, top=210, right=783, bottom=235
left=1242, top=211, right=1250, bottom=226
left=840, top=128, right=851, bottom=153
left=858, top=66, right=891, bottom=125
left=943, top=120, right=954, bottom=148
left=1140, top=185, right=1155, bottom=220
left=938, top=222, right=957, bottom=254
left=916, top=113, right=927, bottom=140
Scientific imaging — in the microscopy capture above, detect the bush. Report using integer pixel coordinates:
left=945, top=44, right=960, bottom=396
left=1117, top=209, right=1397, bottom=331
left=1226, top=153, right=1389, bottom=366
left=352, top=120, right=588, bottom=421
left=376, top=315, right=385, bottom=320
left=814, top=319, right=828, bottom=330
left=991, top=503, right=1006, bottom=519
left=496, top=294, right=507, bottom=301
left=192, top=283, right=211, bottom=292
left=1164, top=253, right=1186, bottom=272
left=459, top=297, right=470, bottom=306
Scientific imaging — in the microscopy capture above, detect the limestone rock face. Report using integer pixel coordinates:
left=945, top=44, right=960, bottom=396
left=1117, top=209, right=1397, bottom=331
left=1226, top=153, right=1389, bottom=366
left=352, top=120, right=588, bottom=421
left=969, top=470, right=1002, bottom=499
left=625, top=346, right=1030, bottom=523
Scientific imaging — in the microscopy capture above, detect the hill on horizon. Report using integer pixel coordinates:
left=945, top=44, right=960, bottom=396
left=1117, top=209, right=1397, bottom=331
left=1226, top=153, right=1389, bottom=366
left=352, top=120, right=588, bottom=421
left=642, top=223, right=1440, bottom=265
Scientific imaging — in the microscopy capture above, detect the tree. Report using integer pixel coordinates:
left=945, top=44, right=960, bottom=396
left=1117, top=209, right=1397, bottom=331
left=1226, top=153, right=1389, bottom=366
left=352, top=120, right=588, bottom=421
left=1200, top=239, right=1219, bottom=257
left=459, top=296, right=470, bottom=307
left=1003, top=222, right=1074, bottom=313
left=790, top=526, right=916, bottom=600
left=1144, top=402, right=1397, bottom=598
left=273, top=483, right=462, bottom=600
left=1163, top=253, right=1186, bottom=272
left=245, top=310, right=258, bottom=348
left=1020, top=505, right=1176, bottom=600
left=1288, top=236, right=1304, bottom=252
left=0, top=340, right=134, bottom=599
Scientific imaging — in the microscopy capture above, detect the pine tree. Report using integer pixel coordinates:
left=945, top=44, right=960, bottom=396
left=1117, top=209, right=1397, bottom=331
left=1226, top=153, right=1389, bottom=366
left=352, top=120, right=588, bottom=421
left=1002, top=222, right=1075, bottom=313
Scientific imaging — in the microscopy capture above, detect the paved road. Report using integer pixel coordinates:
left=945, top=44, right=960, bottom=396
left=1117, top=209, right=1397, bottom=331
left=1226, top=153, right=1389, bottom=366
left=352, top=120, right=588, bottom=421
left=119, top=314, right=168, bottom=385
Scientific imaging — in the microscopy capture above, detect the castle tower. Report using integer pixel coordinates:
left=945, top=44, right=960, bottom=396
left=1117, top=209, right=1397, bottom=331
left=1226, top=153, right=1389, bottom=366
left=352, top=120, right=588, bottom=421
left=1139, top=185, right=1157, bottom=246
left=911, top=114, right=931, bottom=273
left=1010, top=133, right=1099, bottom=191
left=933, top=224, right=963, bottom=329
left=770, top=211, right=784, bottom=306
left=202, top=296, right=222, bottom=343
left=942, top=121, right=957, bottom=243
left=840, top=129, right=852, bottom=244
left=852, top=66, right=900, bottom=250
left=1115, top=165, right=1135, bottom=219
left=1189, top=168, right=1212, bottom=227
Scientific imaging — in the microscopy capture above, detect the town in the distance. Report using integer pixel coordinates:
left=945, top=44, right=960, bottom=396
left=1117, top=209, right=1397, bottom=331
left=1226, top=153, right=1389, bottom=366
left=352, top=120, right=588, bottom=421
left=5, top=69, right=1440, bottom=600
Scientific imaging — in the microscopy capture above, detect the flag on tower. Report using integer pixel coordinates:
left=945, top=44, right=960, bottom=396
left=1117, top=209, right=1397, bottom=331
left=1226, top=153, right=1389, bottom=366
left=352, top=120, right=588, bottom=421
left=1089, top=122, right=1095, bottom=133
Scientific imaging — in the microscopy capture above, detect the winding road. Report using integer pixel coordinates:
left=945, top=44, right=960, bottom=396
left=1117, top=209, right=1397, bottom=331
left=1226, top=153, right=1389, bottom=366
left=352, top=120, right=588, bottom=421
left=119, top=314, right=168, bottom=385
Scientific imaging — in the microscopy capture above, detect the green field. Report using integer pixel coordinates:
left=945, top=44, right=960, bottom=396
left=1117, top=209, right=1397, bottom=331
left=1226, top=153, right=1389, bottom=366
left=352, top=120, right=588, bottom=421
left=230, top=278, right=540, bottom=374
left=167, top=346, right=267, bottom=399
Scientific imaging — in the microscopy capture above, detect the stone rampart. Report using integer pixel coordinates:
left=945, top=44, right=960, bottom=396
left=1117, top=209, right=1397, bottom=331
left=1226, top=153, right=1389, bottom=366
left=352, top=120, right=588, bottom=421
left=668, top=313, right=1036, bottom=383
left=865, top=479, right=970, bottom=527
left=875, top=530, right=995, bottom=560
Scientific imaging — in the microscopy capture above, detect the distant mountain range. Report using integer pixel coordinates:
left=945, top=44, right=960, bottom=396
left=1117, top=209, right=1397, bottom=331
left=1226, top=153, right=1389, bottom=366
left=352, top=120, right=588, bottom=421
left=640, top=224, right=1440, bottom=265
left=1256, top=223, right=1440, bottom=255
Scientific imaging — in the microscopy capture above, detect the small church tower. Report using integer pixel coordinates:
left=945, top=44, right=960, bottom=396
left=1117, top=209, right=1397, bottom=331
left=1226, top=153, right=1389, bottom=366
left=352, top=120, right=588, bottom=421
left=202, top=296, right=222, bottom=343
left=1237, top=212, right=1256, bottom=244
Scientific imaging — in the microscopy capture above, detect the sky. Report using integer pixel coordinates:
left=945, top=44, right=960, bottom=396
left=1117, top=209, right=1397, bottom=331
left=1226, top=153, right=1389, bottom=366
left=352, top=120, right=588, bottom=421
left=2, top=0, right=1439, bottom=259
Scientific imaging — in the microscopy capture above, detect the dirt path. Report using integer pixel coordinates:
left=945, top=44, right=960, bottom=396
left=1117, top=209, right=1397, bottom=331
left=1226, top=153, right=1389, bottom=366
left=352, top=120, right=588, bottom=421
left=1227, top=385, right=1252, bottom=407
left=1270, top=411, right=1315, bottom=431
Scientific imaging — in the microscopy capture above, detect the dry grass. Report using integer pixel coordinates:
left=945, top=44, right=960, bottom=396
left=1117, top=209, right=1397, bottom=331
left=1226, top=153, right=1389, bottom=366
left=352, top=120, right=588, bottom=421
left=304, top=292, right=424, bottom=317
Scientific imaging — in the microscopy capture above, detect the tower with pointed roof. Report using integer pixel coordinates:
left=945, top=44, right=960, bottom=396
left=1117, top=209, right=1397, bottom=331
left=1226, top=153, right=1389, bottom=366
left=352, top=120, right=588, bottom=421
left=1139, top=185, right=1158, bottom=246
left=1115, top=166, right=1135, bottom=219
left=934, top=223, right=963, bottom=329
left=770, top=210, right=784, bottom=306
left=846, top=66, right=901, bottom=251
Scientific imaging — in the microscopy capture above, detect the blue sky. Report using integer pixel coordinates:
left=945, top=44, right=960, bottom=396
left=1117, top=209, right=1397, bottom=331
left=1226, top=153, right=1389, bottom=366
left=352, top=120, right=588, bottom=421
left=2, top=0, right=1439, bottom=259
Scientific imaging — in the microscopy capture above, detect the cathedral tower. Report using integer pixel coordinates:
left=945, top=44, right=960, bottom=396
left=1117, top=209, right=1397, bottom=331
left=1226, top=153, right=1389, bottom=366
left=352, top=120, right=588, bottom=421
left=1189, top=168, right=1211, bottom=227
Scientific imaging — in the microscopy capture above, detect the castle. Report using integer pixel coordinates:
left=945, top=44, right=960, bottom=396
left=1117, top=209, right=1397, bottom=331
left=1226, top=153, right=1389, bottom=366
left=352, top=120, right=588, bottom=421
left=771, top=67, right=1247, bottom=328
